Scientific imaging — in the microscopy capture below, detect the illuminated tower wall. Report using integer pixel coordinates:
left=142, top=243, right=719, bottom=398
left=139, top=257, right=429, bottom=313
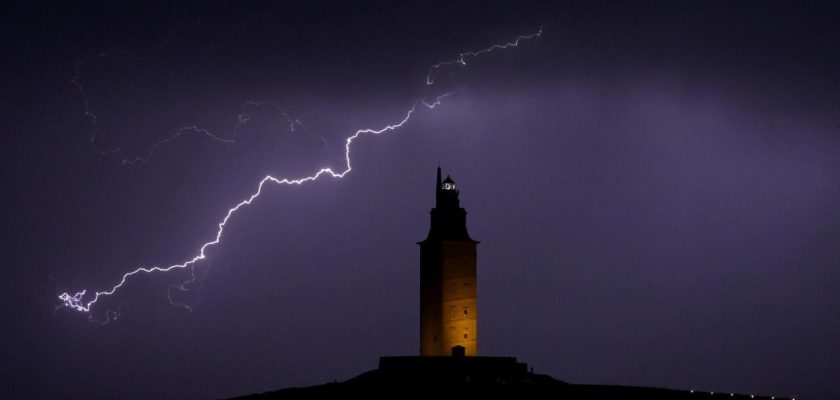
left=419, top=167, right=478, bottom=356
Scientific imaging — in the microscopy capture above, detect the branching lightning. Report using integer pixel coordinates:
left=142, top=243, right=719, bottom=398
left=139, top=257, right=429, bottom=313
left=72, top=47, right=324, bottom=165
left=425, top=26, right=542, bottom=85
left=58, top=26, right=542, bottom=321
left=109, top=100, right=321, bottom=165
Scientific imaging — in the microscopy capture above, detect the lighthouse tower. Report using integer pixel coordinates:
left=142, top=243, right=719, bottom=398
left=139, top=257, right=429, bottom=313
left=419, top=167, right=479, bottom=356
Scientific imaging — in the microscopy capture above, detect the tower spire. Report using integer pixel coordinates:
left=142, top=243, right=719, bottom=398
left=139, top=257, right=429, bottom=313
left=436, top=166, right=442, bottom=207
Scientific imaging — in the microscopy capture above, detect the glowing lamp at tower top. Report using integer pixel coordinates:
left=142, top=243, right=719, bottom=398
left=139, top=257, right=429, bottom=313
left=442, top=175, right=456, bottom=191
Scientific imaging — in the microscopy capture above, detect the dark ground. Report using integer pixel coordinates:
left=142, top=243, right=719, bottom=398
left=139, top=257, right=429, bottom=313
left=230, top=355, right=792, bottom=400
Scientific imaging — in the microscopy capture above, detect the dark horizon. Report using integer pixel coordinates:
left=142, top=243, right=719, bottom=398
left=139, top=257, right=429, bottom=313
left=2, top=2, right=839, bottom=399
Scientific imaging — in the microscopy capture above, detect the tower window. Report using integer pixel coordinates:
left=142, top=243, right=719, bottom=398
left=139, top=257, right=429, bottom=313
left=463, top=307, right=469, bottom=317
left=464, top=328, right=469, bottom=339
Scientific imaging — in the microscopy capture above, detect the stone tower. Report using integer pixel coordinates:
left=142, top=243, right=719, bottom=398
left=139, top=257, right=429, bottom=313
left=419, top=167, right=479, bottom=356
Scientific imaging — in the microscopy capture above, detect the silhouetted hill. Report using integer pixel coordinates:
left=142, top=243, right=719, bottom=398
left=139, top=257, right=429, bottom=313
left=228, top=355, right=788, bottom=399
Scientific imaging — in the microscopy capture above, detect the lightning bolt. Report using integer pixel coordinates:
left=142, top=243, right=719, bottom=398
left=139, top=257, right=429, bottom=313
left=426, top=26, right=543, bottom=85
left=58, top=27, right=543, bottom=321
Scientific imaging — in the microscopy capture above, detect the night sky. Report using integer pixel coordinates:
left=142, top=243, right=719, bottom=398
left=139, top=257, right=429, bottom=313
left=3, top=2, right=840, bottom=399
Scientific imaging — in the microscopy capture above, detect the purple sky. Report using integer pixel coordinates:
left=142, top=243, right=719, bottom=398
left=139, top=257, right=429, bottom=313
left=2, top=2, right=839, bottom=399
